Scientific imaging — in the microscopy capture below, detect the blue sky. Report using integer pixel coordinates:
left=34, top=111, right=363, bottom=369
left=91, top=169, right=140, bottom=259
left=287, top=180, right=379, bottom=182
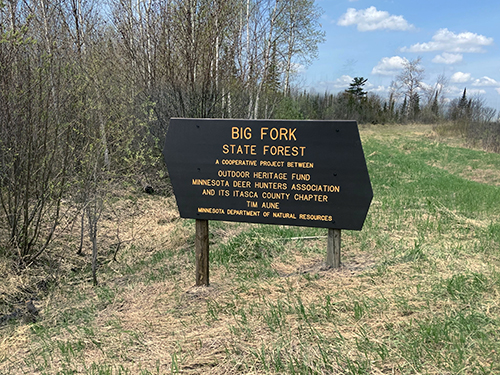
left=301, top=0, right=500, bottom=112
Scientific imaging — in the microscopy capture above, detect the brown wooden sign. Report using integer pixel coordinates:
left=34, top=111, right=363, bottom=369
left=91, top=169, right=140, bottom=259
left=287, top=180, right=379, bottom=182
left=163, top=118, right=372, bottom=230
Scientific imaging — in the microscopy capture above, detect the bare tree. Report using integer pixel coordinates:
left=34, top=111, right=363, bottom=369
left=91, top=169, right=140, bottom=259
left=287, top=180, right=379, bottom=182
left=0, top=0, right=75, bottom=265
left=280, top=0, right=324, bottom=96
left=394, top=57, right=424, bottom=121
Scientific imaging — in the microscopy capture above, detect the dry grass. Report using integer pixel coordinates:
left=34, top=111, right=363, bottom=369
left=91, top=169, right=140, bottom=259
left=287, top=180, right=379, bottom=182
left=1, top=124, right=500, bottom=374
left=429, top=163, right=500, bottom=186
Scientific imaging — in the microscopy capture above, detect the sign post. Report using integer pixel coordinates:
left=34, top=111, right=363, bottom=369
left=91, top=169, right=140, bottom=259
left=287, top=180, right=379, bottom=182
left=164, top=119, right=373, bottom=284
left=195, top=219, right=209, bottom=286
left=326, top=228, right=341, bottom=268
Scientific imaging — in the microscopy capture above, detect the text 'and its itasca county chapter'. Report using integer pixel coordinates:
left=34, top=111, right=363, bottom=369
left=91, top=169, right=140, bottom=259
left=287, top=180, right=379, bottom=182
left=163, top=119, right=373, bottom=230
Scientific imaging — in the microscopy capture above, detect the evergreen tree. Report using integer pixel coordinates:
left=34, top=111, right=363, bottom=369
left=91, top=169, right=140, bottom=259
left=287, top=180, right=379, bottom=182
left=431, top=92, right=439, bottom=116
left=409, top=93, right=420, bottom=121
left=401, top=96, right=408, bottom=121
left=346, top=77, right=368, bottom=100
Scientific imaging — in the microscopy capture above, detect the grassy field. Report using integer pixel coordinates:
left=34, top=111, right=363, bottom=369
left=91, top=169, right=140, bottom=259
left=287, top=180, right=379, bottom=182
left=1, top=124, right=500, bottom=374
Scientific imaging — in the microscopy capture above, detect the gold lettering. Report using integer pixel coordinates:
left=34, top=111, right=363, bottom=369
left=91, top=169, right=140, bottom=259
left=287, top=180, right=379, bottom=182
left=253, top=171, right=287, bottom=180
left=222, top=144, right=257, bottom=155
left=262, top=145, right=305, bottom=157
left=291, top=183, right=340, bottom=193
left=247, top=201, right=258, bottom=208
left=260, top=127, right=297, bottom=141
left=227, top=209, right=260, bottom=217
left=198, top=207, right=225, bottom=214
left=218, top=170, right=250, bottom=178
left=262, top=201, right=280, bottom=209
left=192, top=179, right=229, bottom=187
left=261, top=192, right=290, bottom=200
left=270, top=128, right=279, bottom=140
left=287, top=161, right=314, bottom=168
left=231, top=127, right=239, bottom=139
left=291, top=173, right=311, bottom=181
left=298, top=213, right=333, bottom=222
left=259, top=160, right=285, bottom=167
left=222, top=159, right=258, bottom=166
left=233, top=180, right=251, bottom=188
left=232, top=190, right=258, bottom=198
left=279, top=128, right=288, bottom=140
left=254, top=182, right=287, bottom=190
left=218, top=189, right=230, bottom=196
left=232, top=127, right=252, bottom=140
left=260, top=127, right=268, bottom=139
left=244, top=127, right=252, bottom=139
left=272, top=212, right=297, bottom=219
left=293, top=194, right=328, bottom=202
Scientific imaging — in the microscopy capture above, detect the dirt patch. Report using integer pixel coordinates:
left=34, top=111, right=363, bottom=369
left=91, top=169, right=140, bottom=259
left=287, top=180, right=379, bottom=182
left=429, top=162, right=500, bottom=186
left=274, top=252, right=377, bottom=279
left=461, top=166, right=500, bottom=186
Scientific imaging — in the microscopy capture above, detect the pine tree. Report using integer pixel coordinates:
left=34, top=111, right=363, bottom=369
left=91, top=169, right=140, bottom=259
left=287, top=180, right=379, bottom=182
left=346, top=77, right=368, bottom=100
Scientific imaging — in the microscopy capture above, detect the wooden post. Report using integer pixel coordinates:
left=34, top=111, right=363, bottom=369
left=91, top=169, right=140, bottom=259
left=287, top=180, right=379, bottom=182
left=326, top=228, right=341, bottom=268
left=195, top=219, right=209, bottom=286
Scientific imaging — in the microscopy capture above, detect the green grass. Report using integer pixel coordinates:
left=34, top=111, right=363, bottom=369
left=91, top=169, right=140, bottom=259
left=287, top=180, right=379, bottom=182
left=1, top=125, right=500, bottom=374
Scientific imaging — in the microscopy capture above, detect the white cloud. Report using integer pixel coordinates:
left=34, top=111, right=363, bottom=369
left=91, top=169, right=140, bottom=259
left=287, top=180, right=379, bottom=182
left=368, top=85, right=388, bottom=93
left=448, top=85, right=486, bottom=96
left=419, top=82, right=433, bottom=92
left=371, top=56, right=408, bottom=75
left=472, top=76, right=500, bottom=87
left=332, top=75, right=353, bottom=88
left=446, top=86, right=465, bottom=96
left=338, top=7, right=414, bottom=32
left=450, top=72, right=472, bottom=83
left=432, top=52, right=463, bottom=64
left=449, top=73, right=500, bottom=89
left=322, top=75, right=375, bottom=90
left=496, top=88, right=500, bottom=95
left=469, top=89, right=486, bottom=95
left=290, top=63, right=306, bottom=74
left=402, top=28, right=493, bottom=53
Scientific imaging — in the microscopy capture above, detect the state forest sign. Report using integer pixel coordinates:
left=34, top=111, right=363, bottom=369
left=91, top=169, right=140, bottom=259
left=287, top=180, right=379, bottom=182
left=164, top=119, right=373, bottom=230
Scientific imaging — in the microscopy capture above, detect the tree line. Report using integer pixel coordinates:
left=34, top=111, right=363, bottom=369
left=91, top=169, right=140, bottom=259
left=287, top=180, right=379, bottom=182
left=275, top=58, right=498, bottom=126
left=272, top=58, right=499, bottom=153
